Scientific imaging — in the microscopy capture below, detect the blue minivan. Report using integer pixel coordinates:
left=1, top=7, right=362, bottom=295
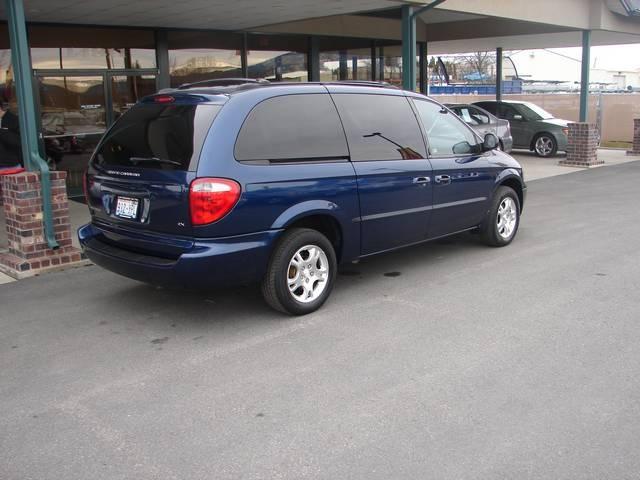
left=79, top=80, right=526, bottom=315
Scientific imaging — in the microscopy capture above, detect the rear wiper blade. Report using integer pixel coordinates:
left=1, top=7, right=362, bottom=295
left=130, top=156, right=182, bottom=166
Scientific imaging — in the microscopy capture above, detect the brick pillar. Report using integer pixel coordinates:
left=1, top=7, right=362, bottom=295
left=0, top=171, right=84, bottom=279
left=559, top=122, right=603, bottom=168
left=627, top=118, right=640, bottom=156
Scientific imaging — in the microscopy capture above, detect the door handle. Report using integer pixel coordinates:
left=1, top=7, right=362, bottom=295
left=435, top=175, right=451, bottom=185
left=412, top=176, right=430, bottom=185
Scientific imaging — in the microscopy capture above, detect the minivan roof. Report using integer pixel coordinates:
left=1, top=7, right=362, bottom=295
left=152, top=80, right=401, bottom=98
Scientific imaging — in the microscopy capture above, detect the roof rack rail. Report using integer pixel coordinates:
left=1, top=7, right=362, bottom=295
left=177, top=78, right=270, bottom=90
left=328, top=80, right=398, bottom=89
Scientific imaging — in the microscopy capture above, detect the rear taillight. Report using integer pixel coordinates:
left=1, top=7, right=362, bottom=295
left=189, top=178, right=241, bottom=226
left=562, top=127, right=569, bottom=137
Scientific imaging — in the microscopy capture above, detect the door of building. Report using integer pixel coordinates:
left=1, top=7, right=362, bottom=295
left=34, top=69, right=157, bottom=197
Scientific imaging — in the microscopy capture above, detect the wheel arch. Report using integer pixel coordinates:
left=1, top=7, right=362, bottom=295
left=271, top=201, right=351, bottom=263
left=495, top=172, right=525, bottom=212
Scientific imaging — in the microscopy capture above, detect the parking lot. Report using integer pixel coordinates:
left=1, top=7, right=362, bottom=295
left=2, top=159, right=640, bottom=479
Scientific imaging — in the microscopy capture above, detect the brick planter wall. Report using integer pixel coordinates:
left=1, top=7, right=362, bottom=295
left=559, top=122, right=603, bottom=168
left=627, top=118, right=640, bottom=156
left=0, top=171, right=84, bottom=278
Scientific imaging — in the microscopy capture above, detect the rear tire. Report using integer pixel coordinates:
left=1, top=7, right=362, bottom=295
left=480, top=186, right=521, bottom=247
left=261, top=228, right=337, bottom=315
left=533, top=133, right=557, bottom=157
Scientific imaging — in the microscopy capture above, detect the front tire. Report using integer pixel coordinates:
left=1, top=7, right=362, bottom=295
left=261, top=228, right=337, bottom=315
left=533, top=133, right=558, bottom=157
left=480, top=186, right=521, bottom=247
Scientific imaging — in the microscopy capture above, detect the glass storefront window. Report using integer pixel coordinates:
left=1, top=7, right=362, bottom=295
left=320, top=49, right=371, bottom=81
left=0, top=49, right=16, bottom=110
left=374, top=45, right=403, bottom=87
left=247, top=50, right=307, bottom=82
left=31, top=48, right=156, bottom=70
left=27, top=25, right=156, bottom=71
left=247, top=34, right=308, bottom=82
left=168, top=31, right=243, bottom=88
left=169, top=49, right=242, bottom=87
left=38, top=76, right=106, bottom=195
left=111, top=75, right=158, bottom=121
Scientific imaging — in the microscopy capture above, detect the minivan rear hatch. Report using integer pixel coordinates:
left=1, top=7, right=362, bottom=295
left=86, top=94, right=223, bottom=256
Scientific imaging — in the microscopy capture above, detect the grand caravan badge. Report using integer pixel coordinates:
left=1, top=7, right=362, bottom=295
left=107, top=170, right=141, bottom=177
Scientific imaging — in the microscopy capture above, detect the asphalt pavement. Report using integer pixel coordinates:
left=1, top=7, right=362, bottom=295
left=2, top=160, right=640, bottom=479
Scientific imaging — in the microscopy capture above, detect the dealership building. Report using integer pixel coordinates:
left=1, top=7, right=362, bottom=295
left=0, top=0, right=640, bottom=276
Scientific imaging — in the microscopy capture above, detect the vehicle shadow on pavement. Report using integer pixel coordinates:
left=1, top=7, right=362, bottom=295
left=88, top=231, right=487, bottom=325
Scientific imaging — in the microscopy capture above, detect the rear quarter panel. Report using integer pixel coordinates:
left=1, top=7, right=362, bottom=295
left=194, top=85, right=361, bottom=263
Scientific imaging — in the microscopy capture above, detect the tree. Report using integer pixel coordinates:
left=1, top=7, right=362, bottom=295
left=458, top=52, right=495, bottom=83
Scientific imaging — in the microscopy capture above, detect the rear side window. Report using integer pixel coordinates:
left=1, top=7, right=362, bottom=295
left=462, top=107, right=490, bottom=125
left=476, top=102, right=497, bottom=115
left=94, top=104, right=220, bottom=171
left=332, top=94, right=426, bottom=161
left=235, top=94, right=348, bottom=163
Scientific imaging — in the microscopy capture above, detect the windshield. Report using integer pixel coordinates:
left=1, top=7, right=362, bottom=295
left=518, top=103, right=554, bottom=121
left=93, top=103, right=221, bottom=171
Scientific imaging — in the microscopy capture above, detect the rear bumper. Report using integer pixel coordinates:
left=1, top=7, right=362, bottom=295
left=78, top=223, right=282, bottom=289
left=556, top=133, right=569, bottom=152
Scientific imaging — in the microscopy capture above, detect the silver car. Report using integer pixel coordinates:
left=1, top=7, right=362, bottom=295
left=445, top=103, right=513, bottom=153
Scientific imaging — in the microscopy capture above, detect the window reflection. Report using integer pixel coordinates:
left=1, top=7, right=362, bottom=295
left=0, top=49, right=16, bottom=112
left=247, top=51, right=307, bottom=82
left=39, top=76, right=106, bottom=194
left=31, top=48, right=156, bottom=70
left=320, top=50, right=371, bottom=81
left=169, top=49, right=242, bottom=87
left=247, top=34, right=308, bottom=82
left=168, top=31, right=243, bottom=88
left=111, top=75, right=157, bottom=120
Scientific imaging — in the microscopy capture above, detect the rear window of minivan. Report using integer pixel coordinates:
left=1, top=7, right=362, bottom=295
left=93, top=103, right=221, bottom=171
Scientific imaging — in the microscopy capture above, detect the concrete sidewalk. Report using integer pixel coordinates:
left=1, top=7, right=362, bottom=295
left=513, top=148, right=639, bottom=181
left=0, top=148, right=637, bottom=285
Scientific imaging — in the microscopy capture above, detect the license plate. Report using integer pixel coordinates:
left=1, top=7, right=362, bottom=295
left=115, top=196, right=139, bottom=219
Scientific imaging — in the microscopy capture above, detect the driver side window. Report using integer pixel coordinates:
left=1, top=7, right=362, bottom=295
left=414, top=100, right=478, bottom=157
left=497, top=104, right=519, bottom=120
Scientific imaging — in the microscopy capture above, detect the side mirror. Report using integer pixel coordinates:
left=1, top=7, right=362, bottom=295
left=452, top=141, right=473, bottom=155
left=482, top=133, right=499, bottom=151
left=512, top=114, right=523, bottom=121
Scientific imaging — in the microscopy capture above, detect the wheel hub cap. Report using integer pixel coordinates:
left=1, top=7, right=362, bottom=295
left=497, top=197, right=517, bottom=239
left=535, top=136, right=553, bottom=156
left=287, top=245, right=329, bottom=303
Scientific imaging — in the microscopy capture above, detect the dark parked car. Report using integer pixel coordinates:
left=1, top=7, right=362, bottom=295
left=445, top=103, right=513, bottom=153
left=473, top=100, right=569, bottom=157
left=79, top=81, right=526, bottom=315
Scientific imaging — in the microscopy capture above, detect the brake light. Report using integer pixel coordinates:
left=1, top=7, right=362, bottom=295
left=154, top=95, right=175, bottom=103
left=189, top=178, right=241, bottom=225
left=562, top=127, right=569, bottom=137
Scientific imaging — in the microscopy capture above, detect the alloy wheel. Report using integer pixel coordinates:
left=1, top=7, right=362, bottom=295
left=497, top=197, right=517, bottom=239
left=287, top=244, right=329, bottom=303
left=535, top=136, right=554, bottom=156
